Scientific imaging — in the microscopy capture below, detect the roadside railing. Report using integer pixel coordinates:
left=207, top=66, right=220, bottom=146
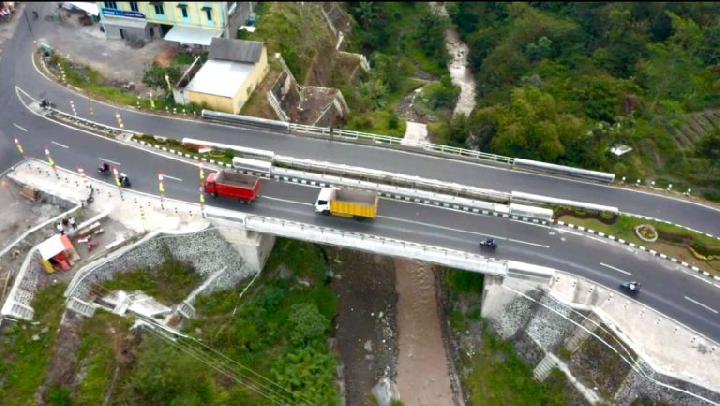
left=201, top=109, right=615, bottom=183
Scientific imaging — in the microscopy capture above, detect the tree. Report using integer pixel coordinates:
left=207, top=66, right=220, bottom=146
left=415, top=9, right=448, bottom=63
left=287, top=304, right=329, bottom=346
left=697, top=132, right=720, bottom=162
left=488, top=87, right=588, bottom=163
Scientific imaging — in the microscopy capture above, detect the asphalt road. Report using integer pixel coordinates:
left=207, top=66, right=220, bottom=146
left=0, top=12, right=718, bottom=340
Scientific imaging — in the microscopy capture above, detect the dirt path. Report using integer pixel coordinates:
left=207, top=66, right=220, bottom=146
left=395, top=259, right=454, bottom=406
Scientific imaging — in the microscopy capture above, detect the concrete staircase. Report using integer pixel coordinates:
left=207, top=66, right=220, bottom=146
left=534, top=353, right=558, bottom=381
left=67, top=297, right=97, bottom=317
left=564, top=317, right=599, bottom=353
left=178, top=301, right=196, bottom=319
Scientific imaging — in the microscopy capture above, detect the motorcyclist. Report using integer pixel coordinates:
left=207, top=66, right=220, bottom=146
left=118, top=173, right=131, bottom=187
left=98, top=161, right=110, bottom=173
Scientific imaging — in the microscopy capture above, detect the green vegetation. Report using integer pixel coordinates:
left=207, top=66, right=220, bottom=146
left=462, top=323, right=571, bottom=405
left=442, top=270, right=571, bottom=405
left=44, top=53, right=206, bottom=115
left=25, top=240, right=340, bottom=405
left=343, top=2, right=458, bottom=136
left=101, top=259, right=201, bottom=304
left=444, top=267, right=484, bottom=293
left=132, top=133, right=236, bottom=165
left=73, top=312, right=132, bottom=405
left=162, top=238, right=339, bottom=405
left=559, top=212, right=720, bottom=274
left=238, top=2, right=331, bottom=83
left=441, top=3, right=720, bottom=201
left=0, top=283, right=67, bottom=404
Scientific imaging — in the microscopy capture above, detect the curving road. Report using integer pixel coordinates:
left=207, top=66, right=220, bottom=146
left=0, top=10, right=718, bottom=340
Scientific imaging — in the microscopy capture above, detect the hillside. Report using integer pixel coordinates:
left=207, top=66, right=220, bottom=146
left=435, top=2, right=720, bottom=201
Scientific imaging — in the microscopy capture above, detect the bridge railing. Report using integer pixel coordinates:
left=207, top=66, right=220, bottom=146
left=205, top=208, right=510, bottom=276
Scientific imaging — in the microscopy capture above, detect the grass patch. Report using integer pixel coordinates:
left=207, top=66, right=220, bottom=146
left=43, top=53, right=205, bottom=115
left=101, top=259, right=201, bottom=304
left=0, top=283, right=67, bottom=404
left=444, top=268, right=484, bottom=294
left=559, top=214, right=720, bottom=275
left=73, top=311, right=132, bottom=405
left=464, top=321, right=571, bottom=405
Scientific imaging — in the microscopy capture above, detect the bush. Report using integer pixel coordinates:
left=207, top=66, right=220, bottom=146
left=142, top=63, right=181, bottom=90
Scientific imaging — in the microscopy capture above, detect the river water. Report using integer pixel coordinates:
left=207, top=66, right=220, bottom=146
left=431, top=2, right=477, bottom=117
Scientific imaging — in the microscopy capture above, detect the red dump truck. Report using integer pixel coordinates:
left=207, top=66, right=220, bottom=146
left=204, top=170, right=262, bottom=203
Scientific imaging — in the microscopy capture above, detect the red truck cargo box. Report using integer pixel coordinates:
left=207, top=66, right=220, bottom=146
left=204, top=171, right=261, bottom=203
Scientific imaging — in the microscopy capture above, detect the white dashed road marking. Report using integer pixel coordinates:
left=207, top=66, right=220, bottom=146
left=684, top=296, right=719, bottom=314
left=13, top=123, right=28, bottom=132
left=599, top=262, right=632, bottom=276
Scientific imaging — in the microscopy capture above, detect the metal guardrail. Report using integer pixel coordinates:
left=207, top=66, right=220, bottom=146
left=514, top=159, right=615, bottom=183
left=201, top=109, right=615, bottom=183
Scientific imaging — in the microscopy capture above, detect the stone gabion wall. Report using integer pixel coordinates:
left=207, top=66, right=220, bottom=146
left=614, top=360, right=720, bottom=405
left=72, top=229, right=255, bottom=302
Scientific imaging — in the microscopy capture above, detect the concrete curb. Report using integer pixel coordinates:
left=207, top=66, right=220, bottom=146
left=622, top=212, right=720, bottom=242
left=556, top=220, right=720, bottom=284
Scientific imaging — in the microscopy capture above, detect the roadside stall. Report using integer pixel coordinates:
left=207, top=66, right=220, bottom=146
left=37, top=234, right=79, bottom=273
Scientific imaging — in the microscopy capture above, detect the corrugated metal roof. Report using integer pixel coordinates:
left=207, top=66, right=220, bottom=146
left=209, top=38, right=264, bottom=64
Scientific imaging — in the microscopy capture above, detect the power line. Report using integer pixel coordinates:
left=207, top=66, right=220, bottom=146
left=85, top=282, right=310, bottom=405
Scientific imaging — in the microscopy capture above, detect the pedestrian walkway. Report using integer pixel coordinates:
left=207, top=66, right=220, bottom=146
left=402, top=121, right=429, bottom=146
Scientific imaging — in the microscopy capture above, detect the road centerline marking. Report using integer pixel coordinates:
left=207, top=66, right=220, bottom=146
left=99, top=157, right=121, bottom=166
left=51, top=141, right=69, bottom=149
left=259, top=195, right=314, bottom=206
left=376, top=215, right=550, bottom=248
left=13, top=123, right=28, bottom=132
left=684, top=296, right=719, bottom=314
left=599, top=262, right=632, bottom=276
left=162, top=174, right=183, bottom=182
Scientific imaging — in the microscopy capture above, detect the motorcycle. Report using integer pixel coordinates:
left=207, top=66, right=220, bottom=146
left=97, top=163, right=111, bottom=176
left=118, top=173, right=131, bottom=188
left=40, top=99, right=56, bottom=109
left=479, top=238, right=497, bottom=250
left=619, top=281, right=641, bottom=296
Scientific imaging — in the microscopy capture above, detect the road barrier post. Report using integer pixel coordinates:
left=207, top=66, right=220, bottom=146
left=112, top=166, right=124, bottom=201
left=13, top=138, right=27, bottom=160
left=44, top=146, right=59, bottom=179
left=158, top=173, right=165, bottom=210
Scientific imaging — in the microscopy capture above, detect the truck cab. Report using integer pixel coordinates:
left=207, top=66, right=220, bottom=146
left=315, top=187, right=334, bottom=215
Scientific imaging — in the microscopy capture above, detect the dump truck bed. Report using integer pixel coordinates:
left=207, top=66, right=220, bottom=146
left=215, top=171, right=259, bottom=189
left=334, top=189, right=377, bottom=204
left=329, top=188, right=378, bottom=219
